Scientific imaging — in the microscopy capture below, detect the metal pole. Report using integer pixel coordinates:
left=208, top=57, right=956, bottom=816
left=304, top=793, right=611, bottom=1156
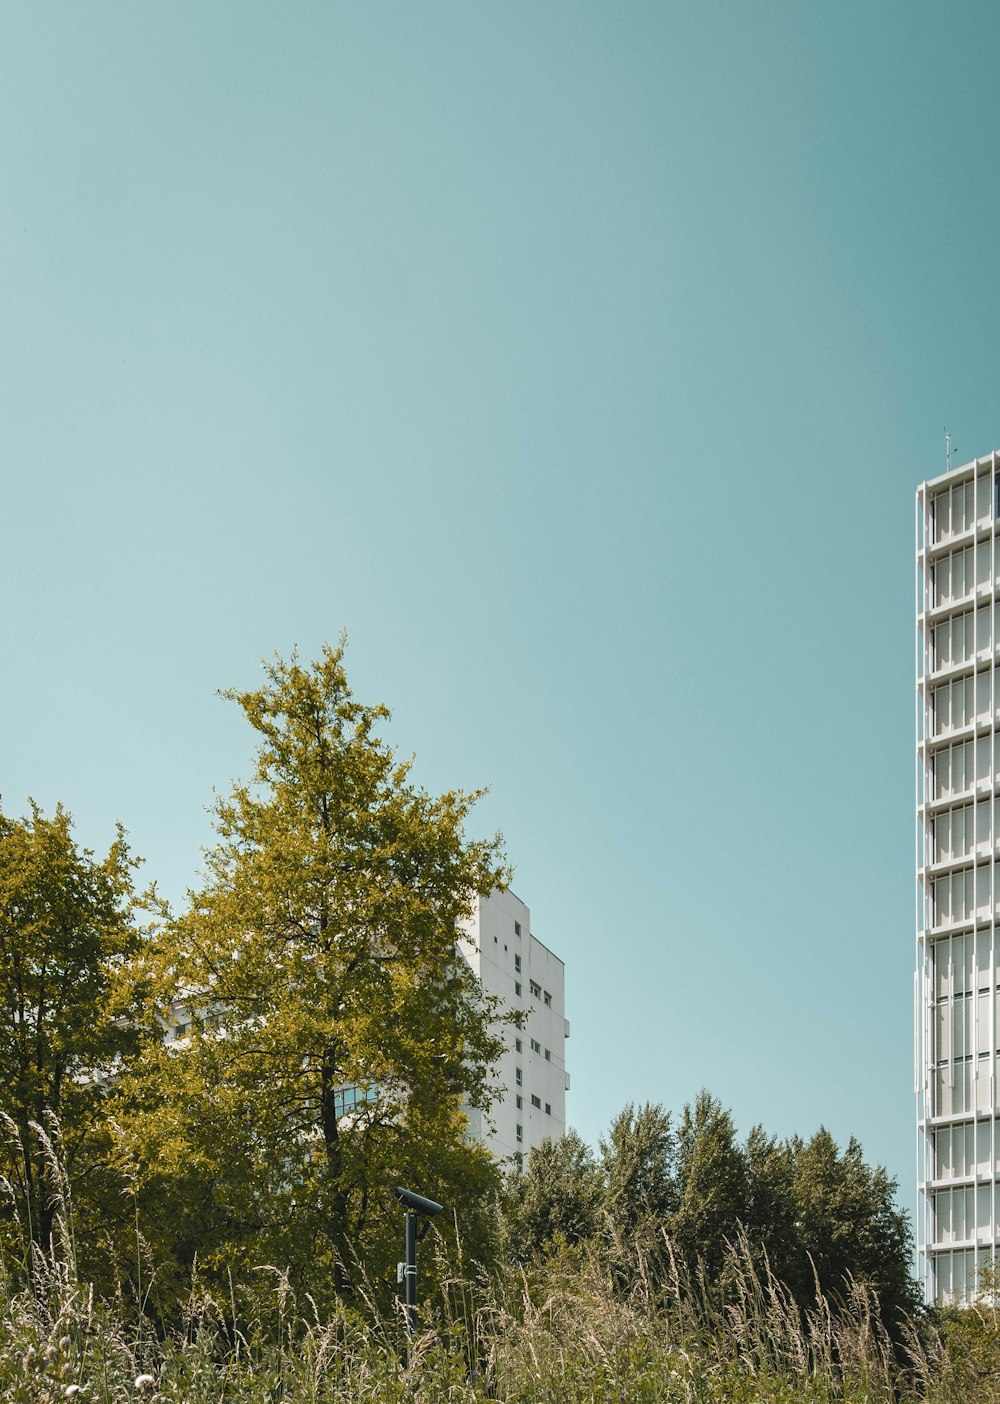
left=404, top=1210, right=417, bottom=1333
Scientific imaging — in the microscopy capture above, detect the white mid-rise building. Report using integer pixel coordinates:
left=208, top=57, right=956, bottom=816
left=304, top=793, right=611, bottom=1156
left=916, top=451, right=1000, bottom=1303
left=458, top=889, right=569, bottom=1167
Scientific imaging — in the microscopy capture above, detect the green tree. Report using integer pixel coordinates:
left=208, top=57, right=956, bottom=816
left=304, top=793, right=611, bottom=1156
left=601, top=1102, right=677, bottom=1233
left=138, top=644, right=510, bottom=1303
left=787, top=1128, right=918, bottom=1327
left=671, top=1091, right=749, bottom=1281
left=502, top=1130, right=604, bottom=1263
left=740, top=1124, right=798, bottom=1284
left=0, top=802, right=148, bottom=1260
left=599, top=1102, right=676, bottom=1281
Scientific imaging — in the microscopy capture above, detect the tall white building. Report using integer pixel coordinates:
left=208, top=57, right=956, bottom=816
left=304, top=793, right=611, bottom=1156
left=458, top=889, right=569, bottom=1167
left=916, top=451, right=1000, bottom=1303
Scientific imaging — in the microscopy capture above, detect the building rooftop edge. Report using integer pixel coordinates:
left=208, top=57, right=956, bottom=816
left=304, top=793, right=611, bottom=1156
left=482, top=887, right=565, bottom=966
left=919, top=450, right=1000, bottom=492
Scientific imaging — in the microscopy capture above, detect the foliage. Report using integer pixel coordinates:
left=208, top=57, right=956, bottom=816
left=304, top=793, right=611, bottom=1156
left=672, top=1091, right=749, bottom=1282
left=0, top=801, right=150, bottom=1265
left=0, top=650, right=920, bottom=1348
left=927, top=1303, right=1000, bottom=1404
left=601, top=1100, right=677, bottom=1233
left=785, top=1127, right=919, bottom=1329
left=0, top=1163, right=931, bottom=1404
left=502, top=1092, right=918, bottom=1334
left=126, top=644, right=510, bottom=1310
left=501, top=1129, right=603, bottom=1263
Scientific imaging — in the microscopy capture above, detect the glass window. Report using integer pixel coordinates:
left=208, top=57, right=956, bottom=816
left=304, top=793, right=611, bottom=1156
left=516, top=1124, right=523, bottom=1143
left=531, top=1094, right=541, bottom=1108
left=977, top=472, right=990, bottom=524
left=515, top=1037, right=522, bottom=1053
left=935, top=487, right=951, bottom=540
left=516, top=1094, right=522, bottom=1109
left=931, top=683, right=951, bottom=737
left=545, top=1048, right=551, bottom=1060
left=515, top=1067, right=522, bottom=1086
left=514, top=921, right=521, bottom=936
left=545, top=1102, right=551, bottom=1115
left=933, top=556, right=951, bottom=606
left=952, top=549, right=964, bottom=600
left=514, top=981, right=522, bottom=996
left=333, top=1084, right=378, bottom=1118
left=933, top=809, right=952, bottom=861
left=544, top=991, right=552, bottom=1007
left=514, top=954, right=521, bottom=972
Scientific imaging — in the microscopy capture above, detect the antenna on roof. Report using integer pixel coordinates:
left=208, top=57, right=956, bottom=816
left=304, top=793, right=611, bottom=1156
left=945, top=428, right=953, bottom=473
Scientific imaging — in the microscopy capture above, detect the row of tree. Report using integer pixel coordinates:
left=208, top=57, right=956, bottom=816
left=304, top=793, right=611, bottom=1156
left=503, top=1099, right=917, bottom=1329
left=0, top=645, right=508, bottom=1314
left=0, top=642, right=918, bottom=1329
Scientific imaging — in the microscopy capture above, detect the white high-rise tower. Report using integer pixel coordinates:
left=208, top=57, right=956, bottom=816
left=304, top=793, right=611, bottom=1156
left=916, top=451, right=1000, bottom=1303
left=458, top=889, right=569, bottom=1167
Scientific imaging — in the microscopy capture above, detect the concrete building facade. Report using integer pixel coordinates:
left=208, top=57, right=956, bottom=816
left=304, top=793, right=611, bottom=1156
left=458, top=889, right=569, bottom=1166
left=916, top=451, right=1000, bottom=1303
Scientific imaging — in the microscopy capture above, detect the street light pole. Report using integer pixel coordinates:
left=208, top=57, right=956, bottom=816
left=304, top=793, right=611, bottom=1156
left=394, top=1186, right=444, bottom=1356
left=404, top=1208, right=418, bottom=1332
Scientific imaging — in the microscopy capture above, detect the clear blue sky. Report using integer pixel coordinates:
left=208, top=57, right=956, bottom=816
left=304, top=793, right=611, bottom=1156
left=3, top=1, right=1000, bottom=1220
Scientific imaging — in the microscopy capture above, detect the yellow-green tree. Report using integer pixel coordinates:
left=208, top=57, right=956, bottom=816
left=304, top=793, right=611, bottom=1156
left=138, top=644, right=509, bottom=1305
left=0, top=802, right=148, bottom=1263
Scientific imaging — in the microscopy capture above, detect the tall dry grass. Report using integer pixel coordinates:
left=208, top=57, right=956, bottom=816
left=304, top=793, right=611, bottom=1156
left=0, top=1123, right=993, bottom=1401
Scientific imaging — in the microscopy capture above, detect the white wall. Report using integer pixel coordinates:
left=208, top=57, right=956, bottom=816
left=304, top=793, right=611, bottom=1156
left=458, top=889, right=569, bottom=1167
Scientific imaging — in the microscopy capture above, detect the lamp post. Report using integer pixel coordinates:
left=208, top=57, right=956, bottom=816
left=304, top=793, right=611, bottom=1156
left=394, top=1186, right=443, bottom=1340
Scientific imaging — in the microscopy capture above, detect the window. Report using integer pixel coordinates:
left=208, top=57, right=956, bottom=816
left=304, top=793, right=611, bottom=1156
left=515, top=1067, right=522, bottom=1086
left=514, top=953, right=521, bottom=972
left=516, top=1124, right=523, bottom=1143
left=514, top=1151, right=523, bottom=1171
left=530, top=980, right=541, bottom=999
left=515, top=1037, right=522, bottom=1053
left=543, top=990, right=552, bottom=1007
left=333, top=1084, right=378, bottom=1118
left=531, top=1094, right=541, bottom=1109
left=530, top=1038, right=541, bottom=1054
left=516, top=1094, right=522, bottom=1109
left=514, top=981, right=522, bottom=997
left=544, top=1048, right=551, bottom=1061
left=514, top=920, right=521, bottom=936
left=545, top=1102, right=551, bottom=1115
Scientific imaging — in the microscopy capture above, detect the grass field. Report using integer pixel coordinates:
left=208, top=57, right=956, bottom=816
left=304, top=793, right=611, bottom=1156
left=3, top=1223, right=998, bottom=1404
